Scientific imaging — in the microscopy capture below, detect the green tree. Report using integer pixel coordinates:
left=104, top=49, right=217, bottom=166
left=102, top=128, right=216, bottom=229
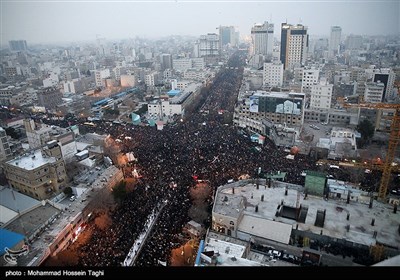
left=63, top=186, right=73, bottom=196
left=104, top=108, right=120, bottom=116
left=112, top=180, right=127, bottom=201
left=357, top=119, right=375, bottom=148
left=5, top=127, right=20, bottom=139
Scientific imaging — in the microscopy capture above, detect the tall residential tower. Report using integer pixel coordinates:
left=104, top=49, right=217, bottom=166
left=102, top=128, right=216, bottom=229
left=251, top=21, right=274, bottom=57
left=329, top=26, right=342, bottom=58
left=280, top=23, right=308, bottom=70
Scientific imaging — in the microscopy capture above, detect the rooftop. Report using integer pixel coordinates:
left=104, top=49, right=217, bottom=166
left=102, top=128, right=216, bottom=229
left=6, top=150, right=56, bottom=170
left=0, top=185, right=41, bottom=213
left=202, top=236, right=261, bottom=266
left=204, top=238, right=246, bottom=258
left=5, top=203, right=60, bottom=239
left=252, top=91, right=305, bottom=99
left=238, top=214, right=292, bottom=244
left=213, top=193, right=244, bottom=219
left=215, top=180, right=400, bottom=248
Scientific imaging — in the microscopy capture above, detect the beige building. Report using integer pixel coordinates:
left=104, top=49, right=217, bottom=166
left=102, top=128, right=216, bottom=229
left=4, top=141, right=67, bottom=200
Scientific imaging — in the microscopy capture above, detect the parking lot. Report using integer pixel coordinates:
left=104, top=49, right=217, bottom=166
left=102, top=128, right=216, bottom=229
left=303, top=121, right=333, bottom=146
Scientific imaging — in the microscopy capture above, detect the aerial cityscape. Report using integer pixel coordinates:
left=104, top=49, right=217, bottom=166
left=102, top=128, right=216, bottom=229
left=1, top=0, right=400, bottom=271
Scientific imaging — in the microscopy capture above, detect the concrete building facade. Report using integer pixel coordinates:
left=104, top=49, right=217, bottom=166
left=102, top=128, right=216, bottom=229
left=4, top=142, right=67, bottom=200
left=263, top=62, right=284, bottom=87
left=280, top=23, right=309, bottom=70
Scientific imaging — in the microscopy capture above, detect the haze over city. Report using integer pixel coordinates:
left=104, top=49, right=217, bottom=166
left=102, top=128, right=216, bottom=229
left=1, top=0, right=400, bottom=271
left=2, top=0, right=399, bottom=44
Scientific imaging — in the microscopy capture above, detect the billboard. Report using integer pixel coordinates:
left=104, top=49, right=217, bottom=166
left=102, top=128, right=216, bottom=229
left=249, top=96, right=259, bottom=113
left=263, top=97, right=302, bottom=115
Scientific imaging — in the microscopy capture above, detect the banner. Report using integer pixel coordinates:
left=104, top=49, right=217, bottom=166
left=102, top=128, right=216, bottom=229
left=249, top=96, right=259, bottom=113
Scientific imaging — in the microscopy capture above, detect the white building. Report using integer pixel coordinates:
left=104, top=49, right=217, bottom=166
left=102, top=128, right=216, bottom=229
left=196, top=33, right=220, bottom=59
left=163, top=69, right=173, bottom=80
left=329, top=26, right=342, bottom=58
left=63, top=79, right=83, bottom=94
left=310, top=79, right=333, bottom=110
left=147, top=99, right=183, bottom=119
left=192, top=57, right=205, bottom=70
left=176, top=80, right=191, bottom=91
left=184, top=69, right=206, bottom=81
left=113, top=66, right=122, bottom=81
left=280, top=23, right=308, bottom=70
left=43, top=73, right=59, bottom=88
left=172, top=58, right=192, bottom=72
left=372, top=68, right=396, bottom=101
left=94, top=69, right=111, bottom=87
left=148, top=83, right=201, bottom=120
left=301, top=68, right=320, bottom=94
left=251, top=22, right=274, bottom=57
left=327, top=127, right=358, bottom=159
left=24, top=119, right=52, bottom=149
left=145, top=71, right=158, bottom=87
left=364, top=82, right=385, bottom=103
left=263, top=61, right=283, bottom=87
left=171, top=79, right=177, bottom=90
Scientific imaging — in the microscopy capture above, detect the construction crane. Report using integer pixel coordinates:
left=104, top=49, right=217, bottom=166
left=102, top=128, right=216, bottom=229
left=316, top=158, right=400, bottom=173
left=340, top=82, right=400, bottom=201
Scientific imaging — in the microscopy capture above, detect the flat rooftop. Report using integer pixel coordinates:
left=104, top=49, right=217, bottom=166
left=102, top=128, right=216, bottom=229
left=213, top=193, right=244, bottom=219
left=215, top=180, right=400, bottom=249
left=204, top=238, right=246, bottom=258
left=5, top=203, right=60, bottom=239
left=238, top=214, right=292, bottom=244
left=0, top=185, right=41, bottom=213
left=253, top=91, right=305, bottom=99
left=6, top=149, right=56, bottom=170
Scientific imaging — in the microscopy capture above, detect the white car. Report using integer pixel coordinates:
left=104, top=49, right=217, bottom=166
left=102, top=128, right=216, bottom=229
left=70, top=196, right=75, bottom=201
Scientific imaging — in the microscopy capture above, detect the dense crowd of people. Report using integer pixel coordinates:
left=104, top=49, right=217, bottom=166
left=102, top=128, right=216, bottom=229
left=41, top=51, right=320, bottom=266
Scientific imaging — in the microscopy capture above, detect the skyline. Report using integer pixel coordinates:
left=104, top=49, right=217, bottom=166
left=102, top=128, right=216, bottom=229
left=1, top=0, right=399, bottom=44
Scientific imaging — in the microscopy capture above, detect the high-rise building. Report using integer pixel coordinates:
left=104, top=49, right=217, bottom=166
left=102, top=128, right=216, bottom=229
left=251, top=22, right=274, bottom=57
left=372, top=69, right=396, bottom=101
left=195, top=33, right=220, bottom=64
left=199, top=33, right=220, bottom=57
left=364, top=82, right=385, bottom=103
left=345, top=35, right=363, bottom=50
left=161, top=54, right=172, bottom=70
left=310, top=79, right=333, bottom=110
left=301, top=68, right=320, bottom=94
left=263, top=62, right=284, bottom=87
left=280, top=23, right=309, bottom=70
left=329, top=26, right=342, bottom=58
left=9, top=40, right=28, bottom=52
left=219, top=26, right=237, bottom=47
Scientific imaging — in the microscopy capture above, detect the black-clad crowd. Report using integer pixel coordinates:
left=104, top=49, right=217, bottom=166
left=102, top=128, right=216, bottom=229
left=41, top=52, right=320, bottom=266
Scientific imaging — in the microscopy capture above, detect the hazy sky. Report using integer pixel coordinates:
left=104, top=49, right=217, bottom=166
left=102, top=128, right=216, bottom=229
left=2, top=0, right=399, bottom=44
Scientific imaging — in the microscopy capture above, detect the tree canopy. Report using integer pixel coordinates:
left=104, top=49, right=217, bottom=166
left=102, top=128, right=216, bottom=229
left=357, top=119, right=375, bottom=148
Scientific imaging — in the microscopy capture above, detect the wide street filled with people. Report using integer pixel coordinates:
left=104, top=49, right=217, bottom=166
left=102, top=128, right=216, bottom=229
left=40, top=51, right=319, bottom=266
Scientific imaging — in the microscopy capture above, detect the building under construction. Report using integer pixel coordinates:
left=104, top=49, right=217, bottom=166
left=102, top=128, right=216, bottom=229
left=210, top=178, right=400, bottom=265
